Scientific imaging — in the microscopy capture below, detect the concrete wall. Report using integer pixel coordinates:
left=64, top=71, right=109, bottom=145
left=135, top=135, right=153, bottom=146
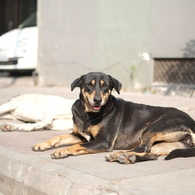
left=151, top=0, right=195, bottom=58
left=37, top=0, right=195, bottom=90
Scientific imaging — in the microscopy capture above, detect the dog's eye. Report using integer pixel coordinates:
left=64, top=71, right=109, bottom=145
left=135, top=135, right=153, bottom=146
left=102, top=83, right=108, bottom=88
left=86, top=82, right=93, bottom=87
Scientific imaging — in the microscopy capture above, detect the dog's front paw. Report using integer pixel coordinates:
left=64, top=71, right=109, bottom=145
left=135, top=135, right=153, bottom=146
left=105, top=151, right=137, bottom=164
left=51, top=148, right=69, bottom=159
left=32, top=142, right=53, bottom=151
left=51, top=144, right=85, bottom=159
left=105, top=151, right=158, bottom=164
left=1, top=123, right=13, bottom=131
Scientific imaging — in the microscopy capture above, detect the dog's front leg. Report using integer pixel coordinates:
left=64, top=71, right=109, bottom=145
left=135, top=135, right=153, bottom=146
left=51, top=139, right=110, bottom=159
left=32, top=133, right=84, bottom=151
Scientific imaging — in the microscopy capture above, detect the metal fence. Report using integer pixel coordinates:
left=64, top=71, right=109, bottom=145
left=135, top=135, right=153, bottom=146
left=153, top=58, right=195, bottom=86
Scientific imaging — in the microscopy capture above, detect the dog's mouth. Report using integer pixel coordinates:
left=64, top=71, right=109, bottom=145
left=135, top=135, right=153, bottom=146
left=89, top=100, right=102, bottom=112
left=92, top=105, right=101, bottom=111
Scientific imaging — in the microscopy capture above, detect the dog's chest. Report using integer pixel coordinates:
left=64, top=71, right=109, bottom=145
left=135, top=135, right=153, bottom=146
left=73, top=123, right=102, bottom=141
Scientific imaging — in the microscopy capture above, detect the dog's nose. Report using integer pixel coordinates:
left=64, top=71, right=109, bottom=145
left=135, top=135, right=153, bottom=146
left=93, top=96, right=102, bottom=103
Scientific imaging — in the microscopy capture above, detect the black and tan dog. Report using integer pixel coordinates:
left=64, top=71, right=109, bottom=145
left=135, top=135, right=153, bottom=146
left=32, top=72, right=195, bottom=164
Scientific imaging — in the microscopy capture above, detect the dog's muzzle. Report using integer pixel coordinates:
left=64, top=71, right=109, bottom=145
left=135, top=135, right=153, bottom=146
left=92, top=96, right=102, bottom=111
left=86, top=96, right=103, bottom=112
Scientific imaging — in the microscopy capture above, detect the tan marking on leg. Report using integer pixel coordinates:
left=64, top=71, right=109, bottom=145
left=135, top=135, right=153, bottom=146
left=142, top=131, right=193, bottom=151
left=51, top=144, right=94, bottom=159
left=32, top=133, right=83, bottom=151
left=53, top=134, right=83, bottom=148
left=152, top=131, right=192, bottom=142
left=151, top=142, right=190, bottom=156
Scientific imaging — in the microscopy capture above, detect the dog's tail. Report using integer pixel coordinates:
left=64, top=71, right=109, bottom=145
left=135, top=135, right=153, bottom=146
left=165, top=133, right=195, bottom=160
left=165, top=148, right=195, bottom=160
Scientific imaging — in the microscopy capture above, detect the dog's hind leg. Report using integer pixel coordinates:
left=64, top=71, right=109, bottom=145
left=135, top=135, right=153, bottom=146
left=105, top=142, right=190, bottom=164
left=1, top=117, right=53, bottom=132
left=0, top=102, right=16, bottom=116
left=134, top=130, right=194, bottom=154
left=165, top=133, right=195, bottom=160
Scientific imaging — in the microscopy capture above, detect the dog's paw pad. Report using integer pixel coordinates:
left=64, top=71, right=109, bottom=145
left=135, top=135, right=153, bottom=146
left=51, top=150, right=68, bottom=159
left=118, top=153, right=137, bottom=164
left=32, top=143, right=52, bottom=151
left=105, top=152, right=123, bottom=162
left=118, top=155, right=130, bottom=164
left=1, top=123, right=12, bottom=131
left=105, top=154, right=116, bottom=162
left=128, top=154, right=137, bottom=164
left=106, top=152, right=137, bottom=164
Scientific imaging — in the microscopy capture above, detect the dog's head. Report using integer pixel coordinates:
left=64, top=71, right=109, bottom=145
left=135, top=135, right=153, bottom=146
left=71, top=72, right=122, bottom=112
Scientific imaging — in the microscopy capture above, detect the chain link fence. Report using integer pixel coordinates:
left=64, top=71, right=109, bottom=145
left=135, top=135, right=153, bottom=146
left=153, top=58, right=195, bottom=97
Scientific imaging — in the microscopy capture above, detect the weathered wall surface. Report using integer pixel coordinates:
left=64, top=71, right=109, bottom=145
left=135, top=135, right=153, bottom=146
left=37, top=0, right=195, bottom=89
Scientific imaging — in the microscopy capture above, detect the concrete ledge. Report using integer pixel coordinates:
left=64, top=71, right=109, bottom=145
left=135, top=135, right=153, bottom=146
left=0, top=146, right=116, bottom=195
left=0, top=131, right=118, bottom=195
left=0, top=130, right=195, bottom=195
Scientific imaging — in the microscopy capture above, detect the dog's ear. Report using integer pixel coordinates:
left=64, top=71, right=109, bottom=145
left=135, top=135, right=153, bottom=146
left=108, top=75, right=122, bottom=94
left=71, top=76, right=83, bottom=91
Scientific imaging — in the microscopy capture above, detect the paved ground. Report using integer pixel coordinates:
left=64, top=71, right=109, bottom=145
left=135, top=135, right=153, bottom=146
left=0, top=76, right=195, bottom=195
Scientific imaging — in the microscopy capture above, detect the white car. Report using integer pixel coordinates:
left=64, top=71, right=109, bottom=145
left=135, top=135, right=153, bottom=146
left=0, top=12, right=37, bottom=72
